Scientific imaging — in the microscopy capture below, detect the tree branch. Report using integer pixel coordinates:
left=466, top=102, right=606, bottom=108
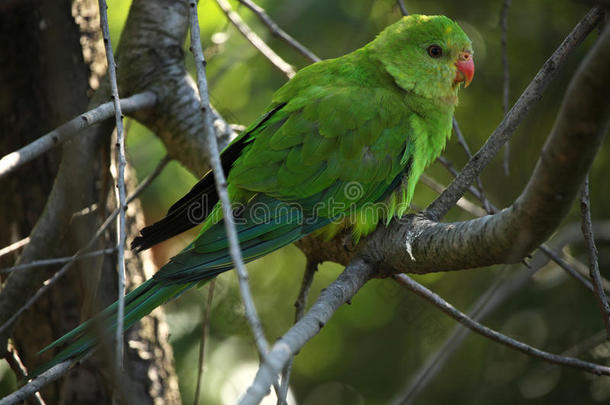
left=215, top=0, right=296, bottom=78
left=237, top=0, right=321, bottom=63
left=0, top=237, right=30, bottom=259
left=393, top=273, right=610, bottom=375
left=0, top=92, right=156, bottom=180
left=188, top=0, right=271, bottom=364
left=0, top=248, right=115, bottom=275
left=500, top=0, right=512, bottom=175
left=115, top=0, right=235, bottom=177
left=579, top=177, right=610, bottom=337
left=97, top=0, right=128, bottom=374
left=0, top=360, right=74, bottom=405
left=239, top=258, right=375, bottom=405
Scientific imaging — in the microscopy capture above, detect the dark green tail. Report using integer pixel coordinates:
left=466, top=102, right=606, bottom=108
left=31, top=278, right=194, bottom=376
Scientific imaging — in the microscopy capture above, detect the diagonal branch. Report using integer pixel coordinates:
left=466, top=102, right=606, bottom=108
left=188, top=0, right=271, bottom=364
left=393, top=274, right=610, bottom=375
left=500, top=0, right=512, bottom=175
left=97, top=0, right=128, bottom=374
left=0, top=92, right=156, bottom=180
left=0, top=360, right=74, bottom=405
left=215, top=0, right=296, bottom=78
left=237, top=0, right=320, bottom=63
left=579, top=176, right=610, bottom=337
left=239, top=258, right=375, bottom=405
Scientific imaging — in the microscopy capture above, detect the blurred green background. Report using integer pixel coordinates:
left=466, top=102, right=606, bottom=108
left=3, top=0, right=610, bottom=403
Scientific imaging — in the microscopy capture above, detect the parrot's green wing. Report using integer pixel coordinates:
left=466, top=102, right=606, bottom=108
left=228, top=85, right=414, bottom=212
left=131, top=104, right=286, bottom=252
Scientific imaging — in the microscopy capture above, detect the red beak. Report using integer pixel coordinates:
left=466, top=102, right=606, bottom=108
left=454, top=51, right=474, bottom=88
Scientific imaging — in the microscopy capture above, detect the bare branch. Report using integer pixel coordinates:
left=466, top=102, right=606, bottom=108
left=215, top=0, right=296, bottom=78
left=0, top=360, right=74, bottom=405
left=188, top=0, right=271, bottom=363
left=397, top=0, right=408, bottom=16
left=239, top=258, right=375, bottom=405
left=0, top=92, right=156, bottom=180
left=580, top=176, right=610, bottom=338
left=500, top=0, right=512, bottom=175
left=426, top=7, right=603, bottom=220
left=97, top=0, right=128, bottom=373
left=278, top=259, right=319, bottom=404
left=0, top=237, right=30, bottom=259
left=4, top=345, right=46, bottom=405
left=419, top=174, right=487, bottom=217
left=540, top=245, right=593, bottom=289
left=193, top=280, right=216, bottom=405
left=393, top=273, right=610, bottom=375
left=435, top=156, right=488, bottom=207
left=0, top=248, right=115, bottom=275
left=237, top=0, right=320, bottom=63
left=451, top=119, right=493, bottom=213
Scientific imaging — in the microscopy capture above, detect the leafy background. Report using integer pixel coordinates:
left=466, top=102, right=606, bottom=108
left=2, top=0, right=610, bottom=404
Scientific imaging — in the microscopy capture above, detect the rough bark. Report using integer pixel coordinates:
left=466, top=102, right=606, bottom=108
left=116, top=0, right=234, bottom=178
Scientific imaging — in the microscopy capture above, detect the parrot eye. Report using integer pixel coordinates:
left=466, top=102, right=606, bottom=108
left=427, top=45, right=443, bottom=58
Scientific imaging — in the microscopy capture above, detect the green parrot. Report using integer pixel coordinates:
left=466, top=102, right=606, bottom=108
left=35, top=14, right=473, bottom=373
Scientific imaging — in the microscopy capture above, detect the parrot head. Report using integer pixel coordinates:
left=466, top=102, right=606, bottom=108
left=369, top=14, right=474, bottom=106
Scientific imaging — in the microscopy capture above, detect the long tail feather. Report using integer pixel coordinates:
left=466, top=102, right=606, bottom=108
left=30, top=279, right=195, bottom=377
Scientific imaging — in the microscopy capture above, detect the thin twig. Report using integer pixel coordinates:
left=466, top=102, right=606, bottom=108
left=0, top=237, right=30, bottom=258
left=419, top=174, right=487, bottom=217
left=0, top=92, right=156, bottom=180
left=451, top=119, right=493, bottom=213
left=278, top=259, right=319, bottom=405
left=237, top=0, right=320, bottom=63
left=566, top=253, right=610, bottom=293
left=452, top=118, right=474, bottom=158
left=580, top=176, right=610, bottom=338
left=435, top=156, right=489, bottom=208
left=426, top=7, right=603, bottom=221
left=98, top=0, right=127, bottom=375
left=392, top=273, right=610, bottom=376
left=0, top=248, right=115, bottom=274
left=539, top=245, right=594, bottom=290
left=392, top=266, right=517, bottom=405
left=215, top=0, right=296, bottom=78
left=188, top=0, right=271, bottom=366
left=4, top=345, right=46, bottom=405
left=194, top=280, right=216, bottom=405
left=239, top=258, right=375, bottom=405
left=0, top=156, right=169, bottom=336
left=397, top=0, right=408, bottom=16
left=500, top=0, right=512, bottom=176
left=0, top=360, right=73, bottom=405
